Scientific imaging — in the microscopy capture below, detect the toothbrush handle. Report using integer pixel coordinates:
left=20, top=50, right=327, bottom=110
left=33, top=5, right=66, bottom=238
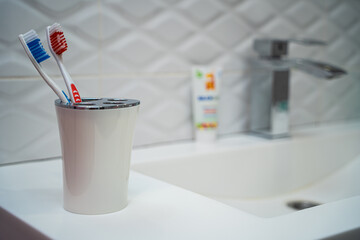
left=57, top=59, right=81, bottom=103
left=37, top=66, right=70, bottom=103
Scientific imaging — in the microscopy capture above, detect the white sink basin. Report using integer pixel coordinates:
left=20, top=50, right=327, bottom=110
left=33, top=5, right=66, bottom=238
left=132, top=123, right=360, bottom=218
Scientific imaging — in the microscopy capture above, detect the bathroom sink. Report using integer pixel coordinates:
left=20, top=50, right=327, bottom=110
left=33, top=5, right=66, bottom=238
left=132, top=123, right=360, bottom=218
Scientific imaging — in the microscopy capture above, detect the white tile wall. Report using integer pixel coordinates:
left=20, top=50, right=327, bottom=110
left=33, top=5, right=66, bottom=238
left=0, top=0, right=360, bottom=164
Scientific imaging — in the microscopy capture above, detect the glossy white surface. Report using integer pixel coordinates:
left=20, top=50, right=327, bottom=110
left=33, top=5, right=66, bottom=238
left=56, top=105, right=139, bottom=214
left=0, top=122, right=360, bottom=239
left=133, top=122, right=360, bottom=217
left=1, top=160, right=360, bottom=239
left=214, top=154, right=360, bottom=217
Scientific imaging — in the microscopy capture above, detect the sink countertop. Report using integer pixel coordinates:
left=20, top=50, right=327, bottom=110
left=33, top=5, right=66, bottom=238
left=1, top=158, right=360, bottom=239
left=1, top=122, right=360, bottom=239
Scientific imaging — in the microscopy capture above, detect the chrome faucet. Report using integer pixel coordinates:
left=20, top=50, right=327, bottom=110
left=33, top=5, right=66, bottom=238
left=250, top=38, right=347, bottom=138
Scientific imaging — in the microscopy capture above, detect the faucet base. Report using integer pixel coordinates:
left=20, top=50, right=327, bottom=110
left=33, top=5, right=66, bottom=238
left=250, top=69, right=290, bottom=139
left=249, top=130, right=290, bottom=139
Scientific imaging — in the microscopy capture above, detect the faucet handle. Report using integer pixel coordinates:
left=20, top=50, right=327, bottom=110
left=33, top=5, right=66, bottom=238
left=287, top=38, right=327, bottom=46
left=254, top=38, right=327, bottom=58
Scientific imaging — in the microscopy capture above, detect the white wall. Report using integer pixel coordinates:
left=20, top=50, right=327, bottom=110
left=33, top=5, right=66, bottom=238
left=0, top=0, right=360, bottom=164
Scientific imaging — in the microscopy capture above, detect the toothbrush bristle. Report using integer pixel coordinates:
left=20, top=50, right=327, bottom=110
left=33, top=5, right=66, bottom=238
left=49, top=23, right=68, bottom=55
left=23, top=30, right=50, bottom=63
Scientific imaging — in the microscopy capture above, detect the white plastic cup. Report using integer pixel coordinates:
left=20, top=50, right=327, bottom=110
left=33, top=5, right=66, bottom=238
left=55, top=98, right=140, bottom=214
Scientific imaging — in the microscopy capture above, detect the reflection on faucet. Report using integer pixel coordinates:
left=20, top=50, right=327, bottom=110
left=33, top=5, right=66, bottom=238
left=250, top=38, right=347, bottom=139
left=255, top=58, right=346, bottom=79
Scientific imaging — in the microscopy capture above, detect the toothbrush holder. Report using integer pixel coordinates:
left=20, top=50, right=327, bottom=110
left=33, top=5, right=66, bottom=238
left=55, top=98, right=140, bottom=214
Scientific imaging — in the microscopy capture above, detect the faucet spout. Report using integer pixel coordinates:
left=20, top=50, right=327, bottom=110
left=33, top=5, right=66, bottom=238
left=253, top=58, right=347, bottom=80
left=290, top=59, right=347, bottom=79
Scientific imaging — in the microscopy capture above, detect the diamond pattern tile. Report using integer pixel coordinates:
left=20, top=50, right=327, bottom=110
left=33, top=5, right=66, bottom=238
left=179, top=36, right=222, bottom=64
left=349, top=23, right=360, bottom=44
left=347, top=54, right=360, bottom=71
left=29, top=0, right=84, bottom=14
left=221, top=0, right=244, bottom=6
left=1, top=0, right=360, bottom=164
left=0, top=1, right=49, bottom=77
left=237, top=0, right=276, bottom=28
left=267, top=0, right=299, bottom=11
left=114, top=0, right=162, bottom=20
left=260, top=18, right=297, bottom=39
left=320, top=73, right=360, bottom=122
left=208, top=15, right=251, bottom=47
left=180, top=0, right=224, bottom=26
left=145, top=55, right=190, bottom=73
left=314, top=19, right=341, bottom=43
left=218, top=72, right=251, bottom=134
left=0, top=79, right=60, bottom=164
left=327, top=38, right=358, bottom=66
left=0, top=1, right=48, bottom=44
left=0, top=112, right=49, bottom=152
left=100, top=9, right=130, bottom=42
left=104, top=0, right=163, bottom=26
left=109, top=34, right=162, bottom=65
left=285, top=1, right=320, bottom=28
left=329, top=3, right=359, bottom=29
left=301, top=18, right=330, bottom=43
left=313, top=0, right=340, bottom=10
left=145, top=12, right=194, bottom=45
left=148, top=101, right=190, bottom=131
left=290, top=71, right=322, bottom=126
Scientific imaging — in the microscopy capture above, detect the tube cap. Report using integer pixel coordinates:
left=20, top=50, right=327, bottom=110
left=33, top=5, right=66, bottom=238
left=195, top=129, right=217, bottom=143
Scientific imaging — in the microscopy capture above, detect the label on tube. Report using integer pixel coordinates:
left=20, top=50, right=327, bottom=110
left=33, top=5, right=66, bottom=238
left=192, top=67, right=221, bottom=142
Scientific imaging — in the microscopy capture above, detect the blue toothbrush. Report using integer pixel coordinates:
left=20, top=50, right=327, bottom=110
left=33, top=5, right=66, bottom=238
left=19, top=29, right=70, bottom=103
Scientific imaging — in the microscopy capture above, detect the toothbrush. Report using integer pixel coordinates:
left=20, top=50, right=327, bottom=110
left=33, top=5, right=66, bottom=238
left=18, top=30, right=70, bottom=103
left=46, top=23, right=81, bottom=103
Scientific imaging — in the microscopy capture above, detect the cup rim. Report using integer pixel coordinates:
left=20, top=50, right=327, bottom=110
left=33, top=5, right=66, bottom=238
left=55, top=98, right=140, bottom=110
